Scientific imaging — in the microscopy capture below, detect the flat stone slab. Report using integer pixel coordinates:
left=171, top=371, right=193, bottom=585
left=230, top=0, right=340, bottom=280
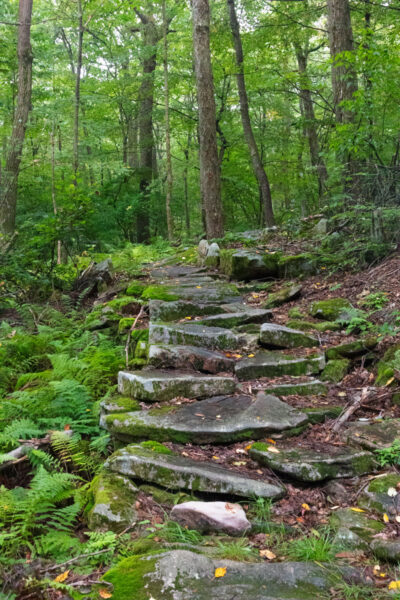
left=168, top=283, right=241, bottom=303
left=371, top=539, right=400, bottom=563
left=264, top=379, right=327, bottom=396
left=101, top=392, right=308, bottom=444
left=330, top=507, right=384, bottom=550
left=358, top=473, right=400, bottom=516
left=118, top=370, right=236, bottom=402
left=106, top=444, right=286, bottom=499
left=260, top=323, right=318, bottom=349
left=197, top=308, right=272, bottom=328
left=235, top=351, right=325, bottom=380
left=170, top=501, right=250, bottom=536
left=149, top=322, right=242, bottom=350
left=148, top=344, right=235, bottom=374
left=149, top=299, right=225, bottom=322
left=103, top=549, right=366, bottom=600
left=149, top=265, right=208, bottom=279
left=342, top=419, right=400, bottom=450
left=249, top=443, right=376, bottom=482
left=263, top=284, right=303, bottom=309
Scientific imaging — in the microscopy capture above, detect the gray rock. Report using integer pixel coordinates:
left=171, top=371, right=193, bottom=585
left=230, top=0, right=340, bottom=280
left=168, top=283, right=241, bottom=304
left=197, top=307, right=272, bottom=328
left=205, top=242, right=221, bottom=267
left=264, top=379, right=327, bottom=396
left=263, top=284, right=303, bottom=309
left=118, top=369, right=236, bottom=402
left=260, top=323, right=319, bottom=349
left=149, top=322, right=242, bottom=350
left=87, top=472, right=138, bottom=533
left=330, top=508, right=384, bottom=550
left=358, top=473, right=400, bottom=516
left=170, top=501, right=250, bottom=536
left=103, top=549, right=367, bottom=600
left=220, top=248, right=280, bottom=281
left=198, top=239, right=210, bottom=258
left=106, top=444, right=286, bottom=499
left=148, top=344, right=235, bottom=373
left=371, top=539, right=400, bottom=562
left=309, top=298, right=353, bottom=321
left=342, top=419, right=400, bottom=450
left=249, top=444, right=377, bottom=482
left=235, top=351, right=325, bottom=380
left=74, top=258, right=113, bottom=296
left=149, top=299, right=225, bottom=322
left=102, top=392, right=308, bottom=444
left=314, top=218, right=328, bottom=235
left=207, top=242, right=220, bottom=257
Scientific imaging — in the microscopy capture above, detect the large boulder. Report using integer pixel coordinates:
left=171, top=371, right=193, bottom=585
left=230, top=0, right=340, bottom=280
left=219, top=248, right=280, bottom=281
left=170, top=501, right=250, bottom=536
left=73, top=258, right=113, bottom=297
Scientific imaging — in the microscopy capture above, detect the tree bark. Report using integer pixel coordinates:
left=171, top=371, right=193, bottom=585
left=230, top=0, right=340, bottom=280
left=0, top=0, right=33, bottom=235
left=73, top=0, right=84, bottom=183
left=295, top=45, right=328, bottom=202
left=192, top=0, right=224, bottom=239
left=227, top=0, right=275, bottom=227
left=162, top=0, right=173, bottom=241
left=327, top=0, right=358, bottom=124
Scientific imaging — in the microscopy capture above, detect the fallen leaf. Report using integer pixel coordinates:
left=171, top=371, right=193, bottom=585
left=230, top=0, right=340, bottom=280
left=302, top=503, right=311, bottom=511
left=338, top=392, right=347, bottom=397
left=267, top=446, right=280, bottom=453
left=64, top=424, right=71, bottom=431
left=259, top=549, right=276, bottom=560
left=233, top=461, right=247, bottom=466
left=248, top=353, right=255, bottom=358
left=215, top=567, right=227, bottom=578
left=212, top=455, right=220, bottom=460
left=99, top=589, right=113, bottom=599
left=388, top=580, right=400, bottom=590
left=185, top=316, right=192, bottom=320
left=245, top=444, right=252, bottom=451
left=196, top=286, right=202, bottom=289
left=54, top=570, right=70, bottom=583
left=256, top=469, right=263, bottom=475
left=395, top=516, right=400, bottom=523
left=383, top=513, right=390, bottom=523
left=266, top=438, right=276, bottom=444
left=350, top=507, right=365, bottom=513
left=385, top=377, right=395, bottom=387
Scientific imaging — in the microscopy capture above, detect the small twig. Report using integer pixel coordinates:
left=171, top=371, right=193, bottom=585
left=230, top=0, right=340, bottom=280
left=44, top=549, right=112, bottom=572
left=331, top=387, right=371, bottom=433
left=125, top=306, right=146, bottom=368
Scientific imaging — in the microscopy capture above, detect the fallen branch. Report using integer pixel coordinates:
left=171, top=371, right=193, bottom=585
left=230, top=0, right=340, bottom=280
left=125, top=305, right=147, bottom=368
left=0, top=435, right=50, bottom=471
left=331, top=387, right=372, bottom=433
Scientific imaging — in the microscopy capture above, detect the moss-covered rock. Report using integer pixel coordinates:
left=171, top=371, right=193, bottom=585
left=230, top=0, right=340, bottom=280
left=330, top=508, right=384, bottom=550
left=371, top=539, right=400, bottom=562
left=325, top=337, right=378, bottom=360
left=277, top=253, right=317, bottom=278
left=302, top=406, right=342, bottom=424
left=141, top=285, right=179, bottom=302
left=375, top=344, right=400, bottom=386
left=265, top=379, right=327, bottom=397
left=118, top=317, right=135, bottom=333
left=219, top=248, right=280, bottom=281
left=263, top=284, right=302, bottom=309
left=126, top=281, right=146, bottom=297
left=358, top=473, right=400, bottom=515
left=149, top=299, right=224, bottom=322
left=321, top=359, right=350, bottom=383
left=149, top=322, right=241, bottom=351
left=259, top=323, right=318, bottom=349
left=288, top=307, right=308, bottom=319
left=309, top=298, right=353, bottom=321
left=342, top=419, right=400, bottom=450
left=235, top=351, right=325, bottom=380
left=139, top=484, right=197, bottom=506
left=100, top=395, right=141, bottom=414
left=87, top=472, right=138, bottom=533
left=286, top=319, right=341, bottom=332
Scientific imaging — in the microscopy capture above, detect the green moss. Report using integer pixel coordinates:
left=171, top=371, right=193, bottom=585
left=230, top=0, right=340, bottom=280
left=321, top=359, right=350, bottom=383
left=103, top=396, right=141, bottom=412
left=278, top=253, right=316, bottom=278
left=368, top=473, right=400, bottom=494
left=102, top=554, right=160, bottom=600
left=118, top=317, right=135, bottom=333
left=140, top=440, right=173, bottom=455
left=86, top=472, right=137, bottom=532
left=288, top=307, right=307, bottom=319
left=302, top=406, right=342, bottom=424
left=139, top=485, right=197, bottom=506
left=250, top=442, right=268, bottom=452
left=326, top=337, right=378, bottom=360
left=107, top=296, right=141, bottom=311
left=309, top=298, right=353, bottom=321
left=141, top=285, right=179, bottom=301
left=376, top=344, right=400, bottom=385
left=126, top=281, right=146, bottom=296
left=286, top=319, right=341, bottom=333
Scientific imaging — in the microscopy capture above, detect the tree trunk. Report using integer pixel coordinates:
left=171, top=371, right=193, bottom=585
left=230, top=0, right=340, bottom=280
left=162, top=0, right=173, bottom=241
left=295, top=46, right=328, bottom=202
left=136, top=13, right=158, bottom=244
left=227, top=0, right=275, bottom=227
left=327, top=0, right=358, bottom=124
left=183, top=137, right=191, bottom=235
left=73, top=0, right=84, bottom=183
left=0, top=0, right=33, bottom=235
left=192, top=0, right=224, bottom=239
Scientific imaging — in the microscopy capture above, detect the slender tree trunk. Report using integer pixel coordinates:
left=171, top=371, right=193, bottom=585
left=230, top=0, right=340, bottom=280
left=162, top=0, right=173, bottom=241
left=227, top=0, right=275, bottom=227
left=183, top=137, right=191, bottom=235
left=0, top=0, right=33, bottom=235
left=295, top=46, right=328, bottom=202
left=136, top=12, right=158, bottom=244
left=192, top=0, right=224, bottom=239
left=73, top=0, right=83, bottom=183
left=327, top=0, right=358, bottom=125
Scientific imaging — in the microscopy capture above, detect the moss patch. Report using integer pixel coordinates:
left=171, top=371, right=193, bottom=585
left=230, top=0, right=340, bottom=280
left=126, top=281, right=146, bottom=297
left=142, top=285, right=179, bottom=302
left=326, top=337, right=378, bottom=360
left=102, top=554, right=161, bottom=600
left=140, top=440, right=173, bottom=455
left=321, top=359, right=350, bottom=383
left=309, top=298, right=353, bottom=321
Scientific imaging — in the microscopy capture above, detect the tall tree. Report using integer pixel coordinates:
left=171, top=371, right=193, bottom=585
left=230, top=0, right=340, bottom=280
left=0, top=0, right=33, bottom=235
left=227, top=0, right=275, bottom=227
left=192, top=0, right=224, bottom=239
left=162, top=0, right=173, bottom=241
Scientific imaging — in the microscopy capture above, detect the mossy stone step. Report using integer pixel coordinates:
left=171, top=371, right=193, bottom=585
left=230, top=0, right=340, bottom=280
left=249, top=443, right=376, bottom=482
left=149, top=322, right=242, bottom=351
left=148, top=344, right=235, bottom=374
left=106, top=444, right=286, bottom=499
left=87, top=472, right=138, bottom=533
left=167, top=283, right=241, bottom=303
left=286, top=319, right=341, bottom=333
left=220, top=248, right=280, bottom=280
left=326, top=337, right=378, bottom=360
left=259, top=323, right=319, bottom=349
left=342, top=418, right=400, bottom=450
left=264, top=379, right=327, bottom=396
left=310, top=298, right=353, bottom=321
left=330, top=507, right=384, bottom=550
left=102, top=549, right=365, bottom=600
left=235, top=351, right=325, bottom=380
left=263, top=283, right=302, bottom=308
left=358, top=473, right=400, bottom=515
left=118, top=370, right=236, bottom=402
left=149, top=299, right=225, bottom=322
left=101, top=392, right=308, bottom=444
left=196, top=307, right=272, bottom=328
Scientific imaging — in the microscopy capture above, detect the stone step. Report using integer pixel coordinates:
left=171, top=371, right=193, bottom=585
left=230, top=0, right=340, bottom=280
left=235, top=351, right=325, bottom=380
left=259, top=323, right=319, bottom=349
left=148, top=344, right=235, bottom=374
left=105, top=444, right=286, bottom=499
left=249, top=443, right=377, bottom=482
left=149, top=299, right=226, bottom=322
left=118, top=369, right=236, bottom=402
left=196, top=307, right=272, bottom=328
left=103, top=549, right=366, bottom=600
left=341, top=418, right=400, bottom=450
left=168, top=283, right=241, bottom=304
left=263, top=378, right=328, bottom=396
left=149, top=322, right=242, bottom=351
left=101, top=392, right=308, bottom=444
